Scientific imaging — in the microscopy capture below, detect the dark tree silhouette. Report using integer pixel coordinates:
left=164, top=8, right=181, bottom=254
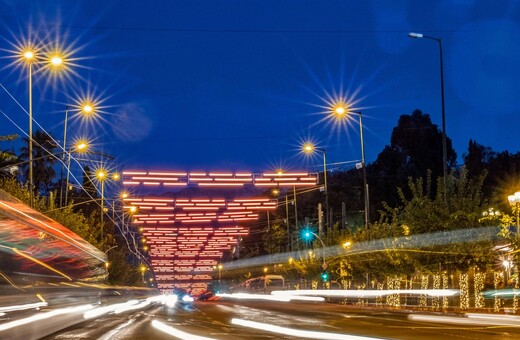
left=20, top=130, right=59, bottom=194
left=369, top=109, right=457, bottom=213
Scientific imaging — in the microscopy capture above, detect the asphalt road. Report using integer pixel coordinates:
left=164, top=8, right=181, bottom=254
left=42, top=299, right=520, bottom=340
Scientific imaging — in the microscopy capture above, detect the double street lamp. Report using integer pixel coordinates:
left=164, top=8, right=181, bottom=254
left=408, top=32, right=448, bottom=203
left=19, top=45, right=67, bottom=207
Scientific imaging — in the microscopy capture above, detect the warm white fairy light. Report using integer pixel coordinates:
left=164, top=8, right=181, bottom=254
left=494, top=272, right=501, bottom=312
left=442, top=273, right=449, bottom=309
left=432, top=275, right=440, bottom=310
left=420, top=275, right=428, bottom=307
left=460, top=273, right=469, bottom=310
left=474, top=270, right=485, bottom=308
left=376, top=282, right=384, bottom=306
left=513, top=270, right=519, bottom=313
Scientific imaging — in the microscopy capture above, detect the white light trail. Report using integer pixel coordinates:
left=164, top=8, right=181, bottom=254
left=0, top=304, right=94, bottom=331
left=99, top=319, right=135, bottom=340
left=271, top=289, right=459, bottom=298
left=409, top=313, right=520, bottom=327
left=231, top=318, right=386, bottom=339
left=0, top=301, right=47, bottom=313
left=217, top=292, right=324, bottom=302
left=151, top=320, right=216, bottom=340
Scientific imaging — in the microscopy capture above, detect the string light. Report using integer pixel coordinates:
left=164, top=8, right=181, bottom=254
left=420, top=275, right=428, bottom=307
left=376, top=282, right=384, bottom=306
left=474, top=270, right=485, bottom=308
left=432, top=275, right=440, bottom=310
left=460, top=273, right=469, bottom=310
left=442, top=272, right=449, bottom=309
left=494, top=272, right=501, bottom=312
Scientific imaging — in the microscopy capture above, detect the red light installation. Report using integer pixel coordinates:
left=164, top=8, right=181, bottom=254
left=123, top=170, right=318, bottom=294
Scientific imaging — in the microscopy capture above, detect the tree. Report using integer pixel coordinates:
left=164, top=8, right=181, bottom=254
left=20, top=130, right=59, bottom=194
left=370, top=109, right=457, bottom=212
left=463, top=139, right=495, bottom=179
left=0, top=134, right=19, bottom=178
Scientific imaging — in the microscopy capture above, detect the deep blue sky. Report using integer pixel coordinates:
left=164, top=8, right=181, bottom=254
left=1, top=1, right=519, bottom=176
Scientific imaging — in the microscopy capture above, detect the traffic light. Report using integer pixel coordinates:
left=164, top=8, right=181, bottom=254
left=321, top=270, right=329, bottom=282
left=301, top=228, right=315, bottom=242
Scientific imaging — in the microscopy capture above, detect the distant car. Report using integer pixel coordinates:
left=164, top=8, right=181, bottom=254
left=197, top=291, right=220, bottom=301
left=172, top=288, right=194, bottom=304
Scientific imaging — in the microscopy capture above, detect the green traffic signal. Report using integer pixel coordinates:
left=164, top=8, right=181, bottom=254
left=321, top=271, right=329, bottom=281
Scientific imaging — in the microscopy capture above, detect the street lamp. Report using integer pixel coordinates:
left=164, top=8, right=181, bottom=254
left=17, top=44, right=69, bottom=207
left=408, top=32, right=448, bottom=203
left=330, top=104, right=370, bottom=239
left=60, top=103, right=97, bottom=206
left=302, top=229, right=326, bottom=267
left=302, top=142, right=329, bottom=234
left=96, top=168, right=108, bottom=231
left=64, top=140, right=89, bottom=206
left=508, top=192, right=520, bottom=242
left=20, top=47, right=36, bottom=207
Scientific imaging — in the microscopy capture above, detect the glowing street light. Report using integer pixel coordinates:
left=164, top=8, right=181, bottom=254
left=15, top=42, right=70, bottom=207
left=302, top=142, right=329, bottom=234
left=330, top=103, right=370, bottom=239
left=50, top=55, right=63, bottom=66
left=96, top=168, right=108, bottom=231
left=60, top=103, right=97, bottom=207
left=64, top=140, right=90, bottom=206
left=20, top=46, right=37, bottom=208
left=508, top=192, right=520, bottom=242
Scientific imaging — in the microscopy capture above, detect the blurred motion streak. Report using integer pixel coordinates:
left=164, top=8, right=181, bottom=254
left=0, top=301, right=47, bottom=313
left=409, top=313, right=520, bottom=327
left=223, top=226, right=500, bottom=271
left=101, top=319, right=135, bottom=339
left=272, top=289, right=459, bottom=298
left=12, top=248, right=72, bottom=281
left=0, top=189, right=106, bottom=284
left=231, top=318, right=387, bottom=340
left=217, top=292, right=324, bottom=302
left=151, top=319, right=216, bottom=340
left=0, top=304, right=94, bottom=331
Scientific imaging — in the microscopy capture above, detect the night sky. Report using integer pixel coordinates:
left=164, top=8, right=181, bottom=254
left=1, top=1, right=519, bottom=178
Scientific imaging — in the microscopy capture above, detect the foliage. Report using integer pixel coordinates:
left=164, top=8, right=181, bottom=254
left=0, top=134, right=19, bottom=178
left=19, top=130, right=59, bottom=194
left=369, top=109, right=457, bottom=214
left=262, top=222, right=287, bottom=254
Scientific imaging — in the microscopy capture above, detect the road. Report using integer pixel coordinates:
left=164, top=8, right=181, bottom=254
left=40, top=298, right=520, bottom=340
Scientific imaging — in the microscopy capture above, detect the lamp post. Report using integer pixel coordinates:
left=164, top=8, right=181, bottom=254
left=60, top=104, right=95, bottom=207
left=17, top=44, right=68, bottom=207
left=21, top=48, right=36, bottom=207
left=508, top=192, right=520, bottom=242
left=408, top=32, right=448, bottom=203
left=96, top=168, right=108, bottom=234
left=302, top=142, right=329, bottom=234
left=331, top=106, right=369, bottom=239
left=64, top=140, right=89, bottom=206
left=302, top=230, right=326, bottom=267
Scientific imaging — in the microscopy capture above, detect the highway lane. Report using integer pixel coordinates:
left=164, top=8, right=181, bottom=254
left=41, top=298, right=520, bottom=340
